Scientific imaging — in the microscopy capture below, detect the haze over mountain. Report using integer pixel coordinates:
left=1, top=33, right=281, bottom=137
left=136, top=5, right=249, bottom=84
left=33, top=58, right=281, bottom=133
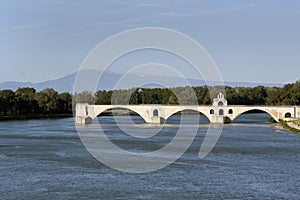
left=0, top=70, right=283, bottom=93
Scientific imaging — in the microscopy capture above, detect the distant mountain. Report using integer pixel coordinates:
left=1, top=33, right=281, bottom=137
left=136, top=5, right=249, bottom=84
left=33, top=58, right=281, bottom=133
left=0, top=70, right=283, bottom=93
left=0, top=72, right=76, bottom=93
left=0, top=70, right=122, bottom=93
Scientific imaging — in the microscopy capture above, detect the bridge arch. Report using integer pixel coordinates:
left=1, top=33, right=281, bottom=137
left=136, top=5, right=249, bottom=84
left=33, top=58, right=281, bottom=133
left=164, top=108, right=211, bottom=123
left=94, top=106, right=148, bottom=123
left=230, top=108, right=279, bottom=123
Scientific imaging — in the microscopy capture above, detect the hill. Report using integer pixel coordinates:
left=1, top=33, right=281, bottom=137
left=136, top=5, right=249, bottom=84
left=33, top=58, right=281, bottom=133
left=0, top=70, right=283, bottom=92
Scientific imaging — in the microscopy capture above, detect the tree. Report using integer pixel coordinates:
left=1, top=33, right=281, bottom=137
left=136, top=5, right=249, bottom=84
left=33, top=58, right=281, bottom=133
left=57, top=92, right=72, bottom=113
left=35, top=88, right=58, bottom=113
left=15, top=87, right=37, bottom=115
left=74, top=91, right=96, bottom=105
left=0, top=89, right=15, bottom=115
left=266, top=87, right=281, bottom=106
left=194, top=86, right=209, bottom=105
left=95, top=90, right=112, bottom=105
left=251, top=86, right=267, bottom=105
left=290, top=80, right=300, bottom=105
left=110, top=88, right=137, bottom=105
left=129, top=88, right=139, bottom=104
left=225, top=86, right=238, bottom=104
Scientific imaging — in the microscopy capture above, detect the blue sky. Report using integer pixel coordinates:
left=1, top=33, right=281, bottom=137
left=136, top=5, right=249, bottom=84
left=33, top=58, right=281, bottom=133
left=0, top=0, right=300, bottom=84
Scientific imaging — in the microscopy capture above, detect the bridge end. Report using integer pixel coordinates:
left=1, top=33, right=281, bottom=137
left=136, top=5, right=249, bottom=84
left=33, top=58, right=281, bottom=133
left=75, top=103, right=93, bottom=125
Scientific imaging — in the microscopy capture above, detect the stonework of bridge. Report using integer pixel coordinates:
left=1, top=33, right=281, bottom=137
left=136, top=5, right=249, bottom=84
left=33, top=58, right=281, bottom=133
left=75, top=92, right=300, bottom=124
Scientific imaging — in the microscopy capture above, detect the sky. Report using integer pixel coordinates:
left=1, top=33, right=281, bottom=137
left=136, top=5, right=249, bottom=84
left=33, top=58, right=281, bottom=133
left=0, top=0, right=300, bottom=84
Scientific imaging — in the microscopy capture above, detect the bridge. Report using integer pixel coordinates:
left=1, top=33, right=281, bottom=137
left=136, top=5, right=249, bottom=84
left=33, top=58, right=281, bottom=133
left=76, top=92, right=300, bottom=124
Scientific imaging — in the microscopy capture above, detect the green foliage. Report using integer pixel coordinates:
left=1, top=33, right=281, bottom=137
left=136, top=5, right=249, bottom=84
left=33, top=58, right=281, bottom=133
left=280, top=120, right=300, bottom=134
left=265, top=81, right=300, bottom=105
left=73, top=91, right=95, bottom=105
left=57, top=92, right=72, bottom=113
left=0, top=89, right=15, bottom=115
left=293, top=119, right=300, bottom=126
left=35, top=88, right=58, bottom=113
left=224, top=86, right=268, bottom=105
left=0, top=87, right=72, bottom=117
left=15, top=87, right=37, bottom=114
left=95, top=90, right=112, bottom=105
left=95, top=80, right=300, bottom=106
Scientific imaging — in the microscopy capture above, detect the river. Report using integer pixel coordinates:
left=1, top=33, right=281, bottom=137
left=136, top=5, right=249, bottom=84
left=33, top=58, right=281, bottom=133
left=0, top=113, right=299, bottom=199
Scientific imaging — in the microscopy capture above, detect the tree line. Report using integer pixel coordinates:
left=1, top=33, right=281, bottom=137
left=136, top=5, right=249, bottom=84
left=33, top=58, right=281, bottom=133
left=78, top=80, right=300, bottom=106
left=1, top=80, right=299, bottom=117
left=0, top=88, right=72, bottom=116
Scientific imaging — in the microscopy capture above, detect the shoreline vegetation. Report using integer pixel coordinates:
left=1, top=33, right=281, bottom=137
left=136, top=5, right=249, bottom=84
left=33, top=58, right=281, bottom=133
left=280, top=119, right=300, bottom=134
left=0, top=113, right=73, bottom=121
left=0, top=87, right=72, bottom=122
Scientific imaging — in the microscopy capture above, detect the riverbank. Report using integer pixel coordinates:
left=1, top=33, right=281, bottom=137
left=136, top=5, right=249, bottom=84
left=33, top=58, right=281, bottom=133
left=0, top=113, right=73, bottom=121
left=0, top=110, right=136, bottom=121
left=280, top=119, right=300, bottom=134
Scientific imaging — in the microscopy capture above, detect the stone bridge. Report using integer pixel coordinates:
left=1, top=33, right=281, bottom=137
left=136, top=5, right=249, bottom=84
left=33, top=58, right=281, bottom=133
left=76, top=93, right=300, bottom=124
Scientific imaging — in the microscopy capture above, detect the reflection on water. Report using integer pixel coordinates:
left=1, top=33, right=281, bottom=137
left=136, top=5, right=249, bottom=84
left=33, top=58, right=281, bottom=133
left=0, top=113, right=299, bottom=199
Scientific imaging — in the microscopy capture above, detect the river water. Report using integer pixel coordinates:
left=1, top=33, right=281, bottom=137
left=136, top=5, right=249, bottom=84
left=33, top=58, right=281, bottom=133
left=0, top=113, right=299, bottom=199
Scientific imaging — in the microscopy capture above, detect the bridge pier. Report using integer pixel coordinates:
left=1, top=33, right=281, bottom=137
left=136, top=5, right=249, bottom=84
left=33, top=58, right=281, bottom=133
left=150, top=116, right=165, bottom=124
left=75, top=103, right=93, bottom=125
left=210, top=115, right=225, bottom=124
left=76, top=116, right=93, bottom=124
